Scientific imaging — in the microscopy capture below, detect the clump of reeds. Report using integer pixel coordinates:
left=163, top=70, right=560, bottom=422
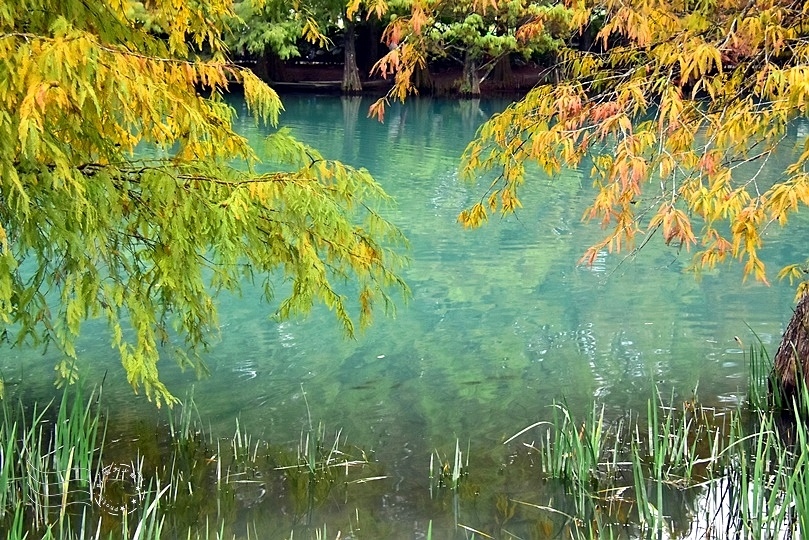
left=1, top=386, right=382, bottom=540
left=498, top=345, right=809, bottom=540
left=0, top=386, right=103, bottom=535
left=429, top=438, right=469, bottom=494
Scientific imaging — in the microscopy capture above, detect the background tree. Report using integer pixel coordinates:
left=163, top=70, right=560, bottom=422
left=372, top=0, right=809, bottom=401
left=425, top=0, right=572, bottom=96
left=0, top=0, right=407, bottom=405
left=337, top=4, right=364, bottom=93
left=226, top=0, right=324, bottom=81
left=230, top=0, right=387, bottom=92
left=368, top=0, right=569, bottom=114
left=329, top=0, right=389, bottom=93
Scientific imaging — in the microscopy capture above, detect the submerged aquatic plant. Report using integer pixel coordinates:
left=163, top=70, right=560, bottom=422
left=495, top=366, right=809, bottom=540
left=0, top=387, right=384, bottom=539
left=5, top=343, right=809, bottom=539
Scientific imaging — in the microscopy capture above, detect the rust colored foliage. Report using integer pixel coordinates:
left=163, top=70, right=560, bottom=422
left=369, top=0, right=809, bottom=292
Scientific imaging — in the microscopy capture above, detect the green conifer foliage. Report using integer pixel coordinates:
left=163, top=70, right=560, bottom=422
left=0, top=0, right=407, bottom=405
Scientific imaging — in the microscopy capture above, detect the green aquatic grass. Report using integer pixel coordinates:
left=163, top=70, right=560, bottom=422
left=0, top=387, right=103, bottom=533
left=429, top=438, right=469, bottom=494
left=496, top=370, right=809, bottom=540
left=748, top=335, right=777, bottom=411
left=6, top=344, right=809, bottom=539
left=0, top=387, right=385, bottom=540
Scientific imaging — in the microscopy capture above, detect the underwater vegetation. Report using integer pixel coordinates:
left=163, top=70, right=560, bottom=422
left=2, top=345, right=808, bottom=539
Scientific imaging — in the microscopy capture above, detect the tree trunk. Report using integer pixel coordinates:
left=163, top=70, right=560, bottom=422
left=460, top=52, right=480, bottom=97
left=412, top=60, right=433, bottom=93
left=491, top=55, right=514, bottom=89
left=357, top=21, right=382, bottom=74
left=773, top=293, right=809, bottom=406
left=252, top=52, right=286, bottom=83
left=578, top=24, right=595, bottom=52
left=342, top=20, right=363, bottom=94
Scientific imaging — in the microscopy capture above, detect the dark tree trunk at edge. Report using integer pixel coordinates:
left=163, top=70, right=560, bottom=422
left=342, top=20, right=362, bottom=94
left=773, top=293, right=809, bottom=406
left=492, top=55, right=514, bottom=88
left=357, top=21, right=382, bottom=74
left=460, top=52, right=480, bottom=97
left=412, top=61, right=433, bottom=93
left=251, top=51, right=286, bottom=83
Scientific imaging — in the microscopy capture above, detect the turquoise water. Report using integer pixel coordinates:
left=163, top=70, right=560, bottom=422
left=2, top=94, right=805, bottom=536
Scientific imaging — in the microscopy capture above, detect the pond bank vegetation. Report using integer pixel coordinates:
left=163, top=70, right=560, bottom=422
left=2, top=343, right=808, bottom=539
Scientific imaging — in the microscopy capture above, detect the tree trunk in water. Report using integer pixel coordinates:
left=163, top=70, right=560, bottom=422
left=460, top=52, right=480, bottom=97
left=412, top=61, right=433, bottom=93
left=773, top=294, right=809, bottom=405
left=253, top=52, right=286, bottom=83
left=342, top=20, right=363, bottom=94
left=491, top=55, right=514, bottom=89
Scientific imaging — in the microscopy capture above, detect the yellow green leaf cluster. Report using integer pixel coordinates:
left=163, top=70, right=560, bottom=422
left=0, top=0, right=407, bottom=404
left=450, top=0, right=809, bottom=292
left=370, top=0, right=809, bottom=295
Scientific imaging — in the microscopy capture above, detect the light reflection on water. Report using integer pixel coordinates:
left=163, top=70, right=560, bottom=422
left=2, top=94, right=806, bottom=536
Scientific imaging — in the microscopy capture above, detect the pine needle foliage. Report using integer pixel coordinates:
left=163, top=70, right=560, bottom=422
left=373, top=0, right=809, bottom=291
left=0, top=0, right=408, bottom=405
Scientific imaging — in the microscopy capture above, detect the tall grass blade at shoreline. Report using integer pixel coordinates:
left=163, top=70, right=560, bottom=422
left=8, top=349, right=809, bottom=539
left=747, top=334, right=783, bottom=413
left=0, top=412, right=17, bottom=517
left=500, top=378, right=809, bottom=540
left=749, top=340, right=773, bottom=411
left=0, top=387, right=103, bottom=533
left=1, top=386, right=384, bottom=539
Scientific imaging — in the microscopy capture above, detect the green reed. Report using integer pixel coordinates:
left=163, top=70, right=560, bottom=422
left=1, top=386, right=384, bottom=540
left=507, top=401, right=617, bottom=517
left=498, top=364, right=809, bottom=540
left=429, top=438, right=468, bottom=494
left=748, top=334, right=777, bottom=411
left=0, top=386, right=102, bottom=533
left=7, top=342, right=809, bottom=539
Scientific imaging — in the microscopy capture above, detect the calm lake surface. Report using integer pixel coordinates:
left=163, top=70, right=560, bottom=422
left=2, top=94, right=806, bottom=537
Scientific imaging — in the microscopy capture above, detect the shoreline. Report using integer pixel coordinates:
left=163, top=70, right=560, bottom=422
left=251, top=61, right=546, bottom=98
